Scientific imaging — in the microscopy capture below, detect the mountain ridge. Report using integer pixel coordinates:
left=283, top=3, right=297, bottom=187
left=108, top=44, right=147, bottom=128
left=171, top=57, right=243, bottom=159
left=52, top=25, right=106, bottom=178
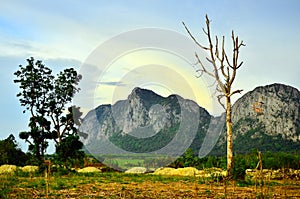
left=80, top=83, right=300, bottom=156
left=80, top=86, right=209, bottom=156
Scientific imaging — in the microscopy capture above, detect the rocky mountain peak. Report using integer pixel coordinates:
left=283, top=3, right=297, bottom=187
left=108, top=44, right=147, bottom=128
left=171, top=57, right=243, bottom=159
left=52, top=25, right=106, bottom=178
left=232, top=83, right=300, bottom=142
left=127, top=87, right=165, bottom=110
left=128, top=87, right=162, bottom=100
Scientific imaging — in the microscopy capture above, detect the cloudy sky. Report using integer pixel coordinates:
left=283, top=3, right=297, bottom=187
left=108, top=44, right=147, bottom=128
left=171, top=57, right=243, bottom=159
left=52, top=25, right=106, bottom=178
left=1, top=0, right=300, bottom=151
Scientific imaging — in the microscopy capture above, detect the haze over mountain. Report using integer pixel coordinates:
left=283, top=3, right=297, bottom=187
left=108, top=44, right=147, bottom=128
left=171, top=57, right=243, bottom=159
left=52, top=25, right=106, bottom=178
left=80, top=83, right=300, bottom=156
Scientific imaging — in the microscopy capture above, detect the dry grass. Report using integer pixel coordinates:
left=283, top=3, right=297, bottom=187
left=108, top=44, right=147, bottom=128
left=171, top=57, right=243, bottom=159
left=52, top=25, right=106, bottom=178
left=1, top=172, right=300, bottom=198
left=77, top=167, right=101, bottom=173
left=21, top=166, right=39, bottom=173
left=0, top=165, right=17, bottom=174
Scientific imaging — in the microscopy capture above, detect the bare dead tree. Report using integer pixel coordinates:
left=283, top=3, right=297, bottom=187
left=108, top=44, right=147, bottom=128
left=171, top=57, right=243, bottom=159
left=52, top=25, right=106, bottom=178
left=183, top=15, right=245, bottom=178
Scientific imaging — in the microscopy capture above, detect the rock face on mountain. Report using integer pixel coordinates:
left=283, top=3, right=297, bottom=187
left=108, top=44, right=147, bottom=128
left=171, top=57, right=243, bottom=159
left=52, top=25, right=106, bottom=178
left=214, top=83, right=300, bottom=154
left=80, top=87, right=211, bottom=156
left=232, top=83, right=300, bottom=141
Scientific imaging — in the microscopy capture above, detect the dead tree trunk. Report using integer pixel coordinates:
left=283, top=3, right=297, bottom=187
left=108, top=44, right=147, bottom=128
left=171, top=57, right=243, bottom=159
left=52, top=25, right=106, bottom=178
left=183, top=15, right=245, bottom=179
left=226, top=96, right=234, bottom=177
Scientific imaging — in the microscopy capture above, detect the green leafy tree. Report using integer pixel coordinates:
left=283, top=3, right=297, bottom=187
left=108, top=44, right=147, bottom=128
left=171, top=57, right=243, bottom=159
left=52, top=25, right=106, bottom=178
left=0, top=134, right=28, bottom=166
left=14, top=57, right=83, bottom=164
left=171, top=148, right=199, bottom=168
left=181, top=148, right=198, bottom=167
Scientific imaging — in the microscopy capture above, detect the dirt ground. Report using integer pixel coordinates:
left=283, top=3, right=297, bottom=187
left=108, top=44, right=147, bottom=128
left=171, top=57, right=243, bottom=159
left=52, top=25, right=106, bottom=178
left=8, top=180, right=300, bottom=198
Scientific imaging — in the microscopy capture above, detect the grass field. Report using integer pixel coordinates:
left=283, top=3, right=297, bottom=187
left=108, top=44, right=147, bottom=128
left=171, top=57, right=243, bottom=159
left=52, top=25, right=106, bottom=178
left=1, top=172, right=300, bottom=198
left=99, top=154, right=177, bottom=170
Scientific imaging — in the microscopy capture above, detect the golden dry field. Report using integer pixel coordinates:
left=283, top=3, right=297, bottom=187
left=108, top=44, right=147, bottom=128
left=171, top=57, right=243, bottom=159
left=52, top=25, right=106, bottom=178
left=1, top=171, right=300, bottom=199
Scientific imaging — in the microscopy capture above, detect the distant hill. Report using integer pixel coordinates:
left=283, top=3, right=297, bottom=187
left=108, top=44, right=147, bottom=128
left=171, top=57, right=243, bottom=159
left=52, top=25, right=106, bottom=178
left=80, top=83, right=300, bottom=156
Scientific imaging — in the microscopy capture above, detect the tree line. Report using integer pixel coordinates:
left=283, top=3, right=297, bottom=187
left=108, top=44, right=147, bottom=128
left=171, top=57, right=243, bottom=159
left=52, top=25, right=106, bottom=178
left=169, top=148, right=300, bottom=179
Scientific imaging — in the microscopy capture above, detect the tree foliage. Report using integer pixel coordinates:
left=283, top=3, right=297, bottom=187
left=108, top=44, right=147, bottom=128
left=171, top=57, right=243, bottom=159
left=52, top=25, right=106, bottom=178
left=0, top=134, right=28, bottom=166
left=55, top=135, right=85, bottom=169
left=14, top=57, right=83, bottom=164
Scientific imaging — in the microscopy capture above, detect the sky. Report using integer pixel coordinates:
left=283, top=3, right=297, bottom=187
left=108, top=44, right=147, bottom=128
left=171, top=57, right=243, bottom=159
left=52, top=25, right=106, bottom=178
left=1, top=0, right=300, bottom=152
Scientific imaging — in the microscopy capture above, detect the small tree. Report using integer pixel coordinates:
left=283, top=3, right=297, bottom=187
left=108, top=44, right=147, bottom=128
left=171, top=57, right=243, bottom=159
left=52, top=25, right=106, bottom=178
left=183, top=15, right=245, bottom=178
left=0, top=134, right=28, bottom=166
left=14, top=57, right=83, bottom=165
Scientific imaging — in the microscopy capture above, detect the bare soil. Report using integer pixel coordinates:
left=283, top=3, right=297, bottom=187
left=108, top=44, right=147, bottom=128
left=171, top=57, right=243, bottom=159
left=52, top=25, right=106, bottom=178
left=7, top=178, right=300, bottom=199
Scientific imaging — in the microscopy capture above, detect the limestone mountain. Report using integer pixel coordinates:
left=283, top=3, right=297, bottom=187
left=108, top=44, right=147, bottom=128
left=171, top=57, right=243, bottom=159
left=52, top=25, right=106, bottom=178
left=80, top=84, right=300, bottom=156
left=80, top=87, right=211, bottom=156
left=213, top=83, right=300, bottom=154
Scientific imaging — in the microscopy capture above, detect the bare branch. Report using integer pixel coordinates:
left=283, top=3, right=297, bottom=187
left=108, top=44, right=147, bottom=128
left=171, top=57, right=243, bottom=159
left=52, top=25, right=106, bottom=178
left=208, top=79, right=217, bottom=88
left=195, top=69, right=204, bottom=78
left=211, top=84, right=221, bottom=97
left=229, top=89, right=243, bottom=97
left=206, top=57, right=214, bottom=64
left=192, top=62, right=203, bottom=76
left=238, top=41, right=246, bottom=48
left=217, top=94, right=226, bottom=110
left=231, top=31, right=237, bottom=69
left=221, top=36, right=225, bottom=62
left=216, top=85, right=223, bottom=93
left=195, top=53, right=215, bottom=77
left=237, top=61, right=244, bottom=69
left=215, top=36, right=219, bottom=58
left=219, top=36, right=228, bottom=79
left=182, top=21, right=210, bottom=50
left=224, top=52, right=232, bottom=67
left=202, top=28, right=208, bottom=36
left=226, top=67, right=230, bottom=80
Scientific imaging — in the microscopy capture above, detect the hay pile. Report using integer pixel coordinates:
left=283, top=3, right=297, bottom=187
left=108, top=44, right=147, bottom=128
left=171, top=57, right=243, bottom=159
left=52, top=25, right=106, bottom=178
left=21, top=165, right=39, bottom=173
left=153, top=167, right=227, bottom=178
left=77, top=167, right=101, bottom=173
left=153, top=167, right=200, bottom=176
left=125, top=167, right=148, bottom=174
left=172, top=167, right=200, bottom=176
left=153, top=167, right=203, bottom=177
left=0, top=165, right=17, bottom=174
left=246, top=169, right=300, bottom=180
left=153, top=167, right=175, bottom=175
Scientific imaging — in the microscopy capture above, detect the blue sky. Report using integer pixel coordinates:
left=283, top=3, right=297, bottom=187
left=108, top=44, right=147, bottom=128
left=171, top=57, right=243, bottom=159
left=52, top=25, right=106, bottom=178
left=1, top=0, right=300, bottom=151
